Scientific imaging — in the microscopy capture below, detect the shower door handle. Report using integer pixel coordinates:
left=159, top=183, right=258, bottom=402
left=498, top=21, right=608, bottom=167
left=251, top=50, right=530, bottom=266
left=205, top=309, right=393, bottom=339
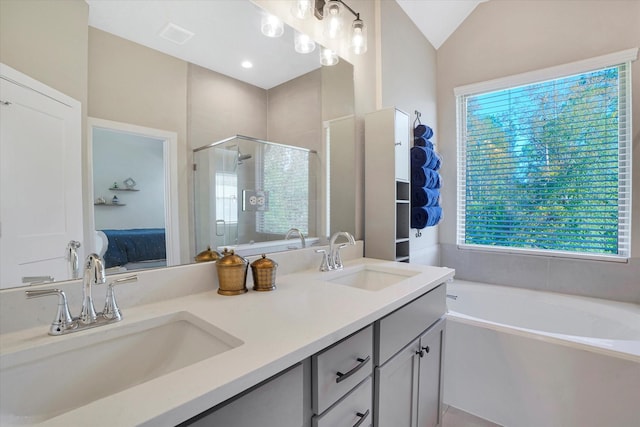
left=215, top=219, right=225, bottom=236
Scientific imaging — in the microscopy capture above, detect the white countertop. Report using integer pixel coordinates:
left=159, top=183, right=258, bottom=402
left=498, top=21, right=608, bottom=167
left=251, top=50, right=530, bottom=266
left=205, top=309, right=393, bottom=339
left=0, top=258, right=454, bottom=427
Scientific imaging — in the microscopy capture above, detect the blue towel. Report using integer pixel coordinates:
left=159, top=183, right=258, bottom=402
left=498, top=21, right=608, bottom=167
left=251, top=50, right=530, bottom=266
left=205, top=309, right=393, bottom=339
left=414, top=124, right=434, bottom=140
left=413, top=135, right=434, bottom=149
left=411, top=206, right=442, bottom=229
left=412, top=187, right=440, bottom=207
left=411, top=166, right=441, bottom=189
left=410, top=146, right=441, bottom=170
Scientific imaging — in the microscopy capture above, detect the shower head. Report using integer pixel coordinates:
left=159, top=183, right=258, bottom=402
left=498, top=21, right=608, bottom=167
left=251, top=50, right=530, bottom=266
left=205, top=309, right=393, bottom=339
left=238, top=153, right=252, bottom=162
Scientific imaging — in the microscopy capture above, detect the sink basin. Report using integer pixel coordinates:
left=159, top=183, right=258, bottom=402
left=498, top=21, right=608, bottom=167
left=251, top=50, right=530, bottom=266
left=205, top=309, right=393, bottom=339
left=324, top=263, right=420, bottom=291
left=0, top=311, right=243, bottom=424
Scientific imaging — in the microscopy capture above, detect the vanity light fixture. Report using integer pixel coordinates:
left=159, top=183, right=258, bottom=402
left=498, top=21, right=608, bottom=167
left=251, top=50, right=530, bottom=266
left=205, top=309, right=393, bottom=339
left=291, top=0, right=313, bottom=20
left=314, top=0, right=367, bottom=55
left=319, top=47, right=339, bottom=66
left=261, top=14, right=284, bottom=38
left=322, top=0, right=344, bottom=39
left=294, top=31, right=316, bottom=54
left=241, top=60, right=253, bottom=69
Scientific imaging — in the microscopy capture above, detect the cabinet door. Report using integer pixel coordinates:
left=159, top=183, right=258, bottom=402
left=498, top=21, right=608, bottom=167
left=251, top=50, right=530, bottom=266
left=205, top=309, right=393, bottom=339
left=184, top=364, right=304, bottom=427
left=394, top=109, right=409, bottom=181
left=417, top=320, right=445, bottom=427
left=374, top=337, right=420, bottom=427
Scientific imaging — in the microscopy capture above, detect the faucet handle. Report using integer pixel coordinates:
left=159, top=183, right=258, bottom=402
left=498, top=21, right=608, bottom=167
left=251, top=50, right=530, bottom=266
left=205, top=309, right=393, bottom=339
left=333, top=243, right=348, bottom=270
left=25, top=288, right=76, bottom=335
left=315, top=249, right=330, bottom=272
left=102, top=274, right=137, bottom=321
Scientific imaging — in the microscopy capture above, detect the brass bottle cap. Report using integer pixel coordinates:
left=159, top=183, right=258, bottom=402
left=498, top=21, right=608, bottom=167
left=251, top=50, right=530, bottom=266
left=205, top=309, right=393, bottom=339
left=194, top=246, right=221, bottom=262
left=250, top=254, right=278, bottom=269
left=217, top=248, right=248, bottom=267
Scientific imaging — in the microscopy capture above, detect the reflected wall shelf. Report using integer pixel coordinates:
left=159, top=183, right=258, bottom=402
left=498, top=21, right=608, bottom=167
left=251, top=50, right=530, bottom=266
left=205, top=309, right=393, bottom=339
left=109, top=187, right=139, bottom=191
left=94, top=203, right=126, bottom=207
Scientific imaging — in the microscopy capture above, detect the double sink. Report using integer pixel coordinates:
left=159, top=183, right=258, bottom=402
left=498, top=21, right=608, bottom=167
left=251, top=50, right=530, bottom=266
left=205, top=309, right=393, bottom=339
left=0, top=261, right=421, bottom=424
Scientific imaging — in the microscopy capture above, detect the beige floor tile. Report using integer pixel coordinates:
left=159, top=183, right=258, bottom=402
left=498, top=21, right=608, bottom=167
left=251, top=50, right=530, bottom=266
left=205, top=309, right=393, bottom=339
left=442, top=406, right=502, bottom=427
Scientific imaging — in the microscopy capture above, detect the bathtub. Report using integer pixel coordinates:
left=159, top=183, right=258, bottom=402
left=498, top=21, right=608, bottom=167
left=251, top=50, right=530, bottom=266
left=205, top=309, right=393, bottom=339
left=444, top=280, right=640, bottom=427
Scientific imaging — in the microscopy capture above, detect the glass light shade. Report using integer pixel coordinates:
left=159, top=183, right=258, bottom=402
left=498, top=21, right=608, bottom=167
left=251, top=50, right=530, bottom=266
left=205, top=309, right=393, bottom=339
left=261, top=14, right=284, bottom=38
left=320, top=47, right=339, bottom=66
left=350, top=18, right=367, bottom=55
left=322, top=0, right=344, bottom=40
left=294, top=31, right=316, bottom=54
left=291, top=0, right=313, bottom=20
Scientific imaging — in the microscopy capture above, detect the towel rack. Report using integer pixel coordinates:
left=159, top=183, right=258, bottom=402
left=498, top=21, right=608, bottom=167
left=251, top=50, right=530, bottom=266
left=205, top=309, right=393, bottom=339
left=413, top=110, right=422, bottom=127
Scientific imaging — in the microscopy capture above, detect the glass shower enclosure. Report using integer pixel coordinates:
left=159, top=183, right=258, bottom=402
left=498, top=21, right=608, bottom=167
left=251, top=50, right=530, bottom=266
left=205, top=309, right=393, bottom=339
left=193, top=135, right=319, bottom=256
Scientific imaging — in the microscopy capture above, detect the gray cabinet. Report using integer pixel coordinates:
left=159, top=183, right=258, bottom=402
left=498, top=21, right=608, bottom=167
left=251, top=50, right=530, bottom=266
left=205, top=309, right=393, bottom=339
left=374, top=319, right=445, bottom=427
left=312, top=326, right=373, bottom=427
left=417, top=321, right=445, bottom=427
left=181, top=363, right=305, bottom=427
left=373, top=284, right=446, bottom=427
left=313, top=377, right=373, bottom=427
left=375, top=336, right=419, bottom=426
left=312, top=325, right=373, bottom=414
left=182, top=285, right=445, bottom=427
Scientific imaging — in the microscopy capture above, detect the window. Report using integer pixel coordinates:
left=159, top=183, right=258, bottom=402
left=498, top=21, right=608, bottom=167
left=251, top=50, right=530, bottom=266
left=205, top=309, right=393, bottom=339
left=215, top=172, right=238, bottom=224
left=256, top=144, right=310, bottom=235
left=456, top=49, right=636, bottom=260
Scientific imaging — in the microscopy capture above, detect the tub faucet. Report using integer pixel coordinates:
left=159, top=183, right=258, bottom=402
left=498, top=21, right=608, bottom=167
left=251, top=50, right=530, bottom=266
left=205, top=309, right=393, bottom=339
left=285, top=227, right=306, bottom=249
left=328, top=231, right=356, bottom=270
left=79, top=253, right=106, bottom=325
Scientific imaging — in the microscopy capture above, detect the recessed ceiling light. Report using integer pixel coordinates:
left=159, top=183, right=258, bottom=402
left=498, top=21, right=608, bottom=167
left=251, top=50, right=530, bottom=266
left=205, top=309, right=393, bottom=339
left=241, top=61, right=253, bottom=69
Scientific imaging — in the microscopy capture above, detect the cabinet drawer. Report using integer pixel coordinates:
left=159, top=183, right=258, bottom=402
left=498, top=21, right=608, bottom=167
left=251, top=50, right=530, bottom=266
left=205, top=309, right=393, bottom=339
left=313, top=377, right=372, bottom=427
left=312, top=325, right=373, bottom=414
left=375, top=283, right=445, bottom=366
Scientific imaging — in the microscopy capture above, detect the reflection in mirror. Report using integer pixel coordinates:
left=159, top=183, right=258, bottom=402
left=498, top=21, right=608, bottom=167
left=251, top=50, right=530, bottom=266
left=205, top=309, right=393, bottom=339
left=1, top=0, right=355, bottom=289
left=193, top=135, right=320, bottom=257
left=88, top=118, right=181, bottom=276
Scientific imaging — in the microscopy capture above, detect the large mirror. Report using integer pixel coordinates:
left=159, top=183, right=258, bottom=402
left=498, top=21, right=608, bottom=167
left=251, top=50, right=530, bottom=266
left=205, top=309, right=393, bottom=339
left=0, top=0, right=355, bottom=289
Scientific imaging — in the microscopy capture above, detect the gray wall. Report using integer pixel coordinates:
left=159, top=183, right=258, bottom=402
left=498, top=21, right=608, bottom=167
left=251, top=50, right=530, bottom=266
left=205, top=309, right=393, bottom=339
left=0, top=0, right=91, bottom=253
left=189, top=63, right=268, bottom=148
left=380, top=0, right=440, bottom=266
left=88, top=27, right=191, bottom=261
left=437, top=0, right=640, bottom=303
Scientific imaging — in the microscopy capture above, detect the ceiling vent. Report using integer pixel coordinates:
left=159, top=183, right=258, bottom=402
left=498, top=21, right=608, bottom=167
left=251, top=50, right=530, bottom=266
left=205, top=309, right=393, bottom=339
left=158, top=22, right=194, bottom=45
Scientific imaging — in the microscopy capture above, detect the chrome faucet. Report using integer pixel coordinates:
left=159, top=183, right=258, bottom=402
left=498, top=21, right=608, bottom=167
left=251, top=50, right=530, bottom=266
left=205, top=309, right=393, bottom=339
left=327, top=231, right=356, bottom=270
left=79, top=253, right=106, bottom=325
left=285, top=227, right=306, bottom=249
left=66, top=240, right=82, bottom=279
left=25, top=254, right=137, bottom=336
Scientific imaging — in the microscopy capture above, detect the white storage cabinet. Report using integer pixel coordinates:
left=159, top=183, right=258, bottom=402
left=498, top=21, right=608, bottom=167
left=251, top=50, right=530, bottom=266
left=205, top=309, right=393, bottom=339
left=364, top=108, right=411, bottom=262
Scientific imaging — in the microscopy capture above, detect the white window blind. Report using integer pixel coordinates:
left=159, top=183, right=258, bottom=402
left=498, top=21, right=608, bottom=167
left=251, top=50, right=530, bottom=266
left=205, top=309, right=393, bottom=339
left=456, top=49, right=635, bottom=260
left=256, top=144, right=310, bottom=235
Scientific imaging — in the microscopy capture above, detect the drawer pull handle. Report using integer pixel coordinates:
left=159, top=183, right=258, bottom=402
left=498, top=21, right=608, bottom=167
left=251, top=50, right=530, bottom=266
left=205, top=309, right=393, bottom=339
left=336, top=355, right=370, bottom=383
left=353, top=409, right=370, bottom=427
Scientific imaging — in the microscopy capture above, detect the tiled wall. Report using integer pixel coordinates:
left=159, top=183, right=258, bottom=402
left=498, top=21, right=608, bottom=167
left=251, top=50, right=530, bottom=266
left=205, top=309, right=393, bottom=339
left=441, top=243, right=640, bottom=303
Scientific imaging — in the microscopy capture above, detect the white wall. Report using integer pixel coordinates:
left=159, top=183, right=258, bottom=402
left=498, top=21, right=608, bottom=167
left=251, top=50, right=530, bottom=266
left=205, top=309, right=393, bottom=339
left=437, top=0, right=640, bottom=303
left=92, top=129, right=165, bottom=230
left=379, top=0, right=440, bottom=266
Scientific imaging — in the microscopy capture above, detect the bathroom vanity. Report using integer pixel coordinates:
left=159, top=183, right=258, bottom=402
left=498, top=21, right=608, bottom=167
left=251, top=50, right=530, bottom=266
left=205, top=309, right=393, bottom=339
left=0, top=255, right=453, bottom=427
